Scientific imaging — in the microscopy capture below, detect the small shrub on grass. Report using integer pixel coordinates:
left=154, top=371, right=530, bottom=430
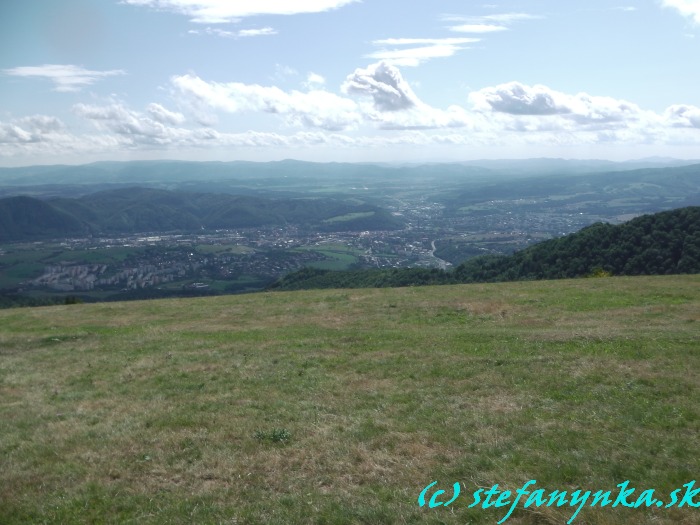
left=587, top=267, right=613, bottom=278
left=254, top=428, right=291, bottom=444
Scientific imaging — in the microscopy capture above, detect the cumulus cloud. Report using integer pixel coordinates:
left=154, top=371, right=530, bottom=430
left=304, top=72, right=326, bottom=88
left=469, top=82, right=645, bottom=127
left=11, top=60, right=689, bottom=162
left=567, top=94, right=645, bottom=125
left=469, top=82, right=572, bottom=115
left=171, top=74, right=361, bottom=131
left=342, top=62, right=420, bottom=111
left=169, top=63, right=474, bottom=132
left=4, top=98, right=700, bottom=163
left=146, top=103, right=186, bottom=125
left=369, top=105, right=474, bottom=131
left=0, top=112, right=364, bottom=160
left=661, top=0, right=700, bottom=24
left=2, top=64, right=125, bottom=92
left=0, top=116, right=64, bottom=144
left=122, top=0, right=358, bottom=23
left=74, top=102, right=196, bottom=145
left=665, top=104, right=700, bottom=128
left=0, top=114, right=134, bottom=163
left=342, top=62, right=475, bottom=130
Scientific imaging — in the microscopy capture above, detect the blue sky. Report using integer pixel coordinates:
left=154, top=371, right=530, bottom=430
left=1, top=0, right=699, bottom=166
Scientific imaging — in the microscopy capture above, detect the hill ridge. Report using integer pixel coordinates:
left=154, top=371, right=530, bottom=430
left=0, top=187, right=403, bottom=242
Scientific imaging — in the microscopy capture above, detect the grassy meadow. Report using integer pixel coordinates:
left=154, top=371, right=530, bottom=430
left=1, top=275, right=699, bottom=524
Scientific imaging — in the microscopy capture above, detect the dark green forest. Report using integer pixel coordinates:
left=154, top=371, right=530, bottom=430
left=270, top=206, right=700, bottom=290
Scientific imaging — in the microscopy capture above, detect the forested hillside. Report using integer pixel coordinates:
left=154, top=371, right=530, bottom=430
left=271, top=206, right=700, bottom=290
left=0, top=196, right=90, bottom=240
left=0, top=187, right=403, bottom=241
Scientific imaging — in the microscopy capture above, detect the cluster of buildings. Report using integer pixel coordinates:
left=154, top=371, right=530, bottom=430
left=30, top=262, right=190, bottom=292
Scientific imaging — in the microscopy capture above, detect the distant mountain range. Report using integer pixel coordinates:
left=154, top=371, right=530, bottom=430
left=0, top=187, right=404, bottom=242
left=271, top=206, right=700, bottom=290
left=1, top=157, right=699, bottom=188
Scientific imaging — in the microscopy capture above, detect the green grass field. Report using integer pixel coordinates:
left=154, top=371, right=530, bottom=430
left=1, top=275, right=699, bottom=524
left=195, top=244, right=254, bottom=255
left=298, top=243, right=362, bottom=271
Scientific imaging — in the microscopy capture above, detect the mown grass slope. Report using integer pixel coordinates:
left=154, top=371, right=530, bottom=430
left=1, top=275, right=699, bottom=524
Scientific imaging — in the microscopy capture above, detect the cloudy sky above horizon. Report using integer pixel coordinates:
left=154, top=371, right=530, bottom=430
left=1, top=0, right=699, bottom=166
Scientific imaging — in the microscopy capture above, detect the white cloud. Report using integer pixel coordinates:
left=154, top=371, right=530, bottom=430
left=458, top=81, right=699, bottom=153
left=0, top=116, right=64, bottom=144
left=74, top=102, right=195, bottom=145
left=3, top=97, right=700, bottom=163
left=304, top=73, right=326, bottom=88
left=342, top=62, right=421, bottom=111
left=146, top=103, right=186, bottom=125
left=373, top=37, right=480, bottom=46
left=469, top=82, right=646, bottom=127
left=661, top=0, right=700, bottom=24
left=366, top=13, right=535, bottom=67
left=170, top=64, right=474, bottom=132
left=273, top=64, right=299, bottom=80
left=567, top=94, right=646, bottom=126
left=0, top=112, right=361, bottom=160
left=470, top=82, right=572, bottom=115
left=171, top=74, right=361, bottom=131
left=443, top=12, right=540, bottom=36
left=72, top=102, right=304, bottom=152
left=8, top=60, right=695, bottom=162
left=2, top=64, right=125, bottom=92
left=0, top=114, right=130, bottom=162
left=442, top=12, right=541, bottom=23
left=239, top=27, right=277, bottom=37
left=188, top=26, right=277, bottom=38
left=368, top=104, right=474, bottom=131
left=449, top=23, right=508, bottom=33
left=188, top=27, right=236, bottom=37
left=367, top=37, right=479, bottom=67
left=122, top=0, right=359, bottom=23
left=481, top=13, right=542, bottom=23
left=665, top=104, right=700, bottom=128
left=366, top=44, right=470, bottom=67
left=343, top=62, right=474, bottom=130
